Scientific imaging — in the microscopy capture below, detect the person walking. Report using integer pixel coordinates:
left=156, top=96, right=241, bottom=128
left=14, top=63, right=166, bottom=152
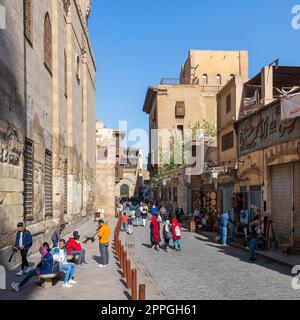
left=127, top=215, right=133, bottom=234
left=52, top=239, right=77, bottom=288
left=163, top=220, right=172, bottom=252
left=150, top=215, right=161, bottom=251
left=171, top=218, right=182, bottom=251
left=121, top=213, right=127, bottom=232
left=135, top=205, right=142, bottom=226
left=14, top=222, right=33, bottom=276
left=141, top=207, right=148, bottom=227
left=66, top=231, right=87, bottom=266
left=160, top=206, right=167, bottom=222
left=150, top=205, right=158, bottom=217
left=219, top=211, right=231, bottom=246
left=248, top=215, right=260, bottom=261
left=179, top=208, right=184, bottom=223
left=11, top=246, right=55, bottom=291
left=51, top=224, right=65, bottom=248
left=98, top=220, right=111, bottom=268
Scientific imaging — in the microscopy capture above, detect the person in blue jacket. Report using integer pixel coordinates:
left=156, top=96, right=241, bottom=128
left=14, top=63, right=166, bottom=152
left=11, top=246, right=54, bottom=292
left=219, top=211, right=233, bottom=246
left=14, top=222, right=33, bottom=276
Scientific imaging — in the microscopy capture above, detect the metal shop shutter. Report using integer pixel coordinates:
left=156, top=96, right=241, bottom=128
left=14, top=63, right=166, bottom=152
left=271, top=164, right=293, bottom=244
left=45, top=150, right=53, bottom=217
left=24, top=139, right=34, bottom=220
left=294, top=162, right=300, bottom=251
left=219, top=185, right=234, bottom=214
left=250, top=186, right=262, bottom=210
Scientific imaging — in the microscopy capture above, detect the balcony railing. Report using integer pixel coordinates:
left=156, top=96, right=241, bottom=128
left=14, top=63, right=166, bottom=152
left=159, top=78, right=222, bottom=92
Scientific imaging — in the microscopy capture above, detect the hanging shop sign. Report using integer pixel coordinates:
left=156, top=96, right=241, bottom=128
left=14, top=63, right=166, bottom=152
left=281, top=93, right=300, bottom=120
left=237, top=101, right=300, bottom=156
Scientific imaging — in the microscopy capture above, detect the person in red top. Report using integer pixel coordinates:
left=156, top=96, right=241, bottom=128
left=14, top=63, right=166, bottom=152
left=121, top=213, right=127, bottom=232
left=150, top=215, right=161, bottom=251
left=66, top=231, right=87, bottom=265
left=171, top=218, right=182, bottom=251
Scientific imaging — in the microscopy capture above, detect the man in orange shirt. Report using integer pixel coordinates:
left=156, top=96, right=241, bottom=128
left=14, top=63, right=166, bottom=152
left=98, top=220, right=111, bottom=268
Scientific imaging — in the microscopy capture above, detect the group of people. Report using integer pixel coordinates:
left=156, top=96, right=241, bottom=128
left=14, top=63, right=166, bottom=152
left=10, top=219, right=111, bottom=292
left=217, top=211, right=260, bottom=261
left=117, top=199, right=184, bottom=252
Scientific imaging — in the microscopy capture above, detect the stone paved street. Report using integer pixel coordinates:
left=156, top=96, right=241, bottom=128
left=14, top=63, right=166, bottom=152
left=0, top=218, right=128, bottom=300
left=125, top=220, right=300, bottom=300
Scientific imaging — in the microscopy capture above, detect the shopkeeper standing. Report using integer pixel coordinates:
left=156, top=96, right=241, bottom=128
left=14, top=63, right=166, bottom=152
left=248, top=215, right=260, bottom=261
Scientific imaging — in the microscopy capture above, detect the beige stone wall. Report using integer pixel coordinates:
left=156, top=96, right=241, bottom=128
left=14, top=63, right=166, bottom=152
left=181, top=50, right=248, bottom=85
left=217, top=76, right=244, bottom=163
left=0, top=0, right=96, bottom=267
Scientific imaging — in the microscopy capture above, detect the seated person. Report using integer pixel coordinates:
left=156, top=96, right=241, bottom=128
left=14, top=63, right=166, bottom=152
left=66, top=231, right=87, bottom=266
left=52, top=239, right=77, bottom=288
left=11, top=246, right=54, bottom=292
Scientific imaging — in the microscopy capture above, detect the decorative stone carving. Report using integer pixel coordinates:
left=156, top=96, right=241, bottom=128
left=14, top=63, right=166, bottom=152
left=0, top=121, right=23, bottom=166
left=62, top=0, right=71, bottom=16
left=86, top=0, right=91, bottom=19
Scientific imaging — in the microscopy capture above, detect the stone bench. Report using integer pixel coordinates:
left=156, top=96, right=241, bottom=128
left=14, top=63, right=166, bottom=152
left=37, top=273, right=59, bottom=289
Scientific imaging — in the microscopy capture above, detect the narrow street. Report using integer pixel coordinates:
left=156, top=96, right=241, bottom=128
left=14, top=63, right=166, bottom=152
left=125, top=220, right=300, bottom=300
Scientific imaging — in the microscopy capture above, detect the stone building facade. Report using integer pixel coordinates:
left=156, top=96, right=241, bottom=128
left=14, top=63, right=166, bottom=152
left=95, top=121, right=144, bottom=216
left=0, top=0, right=96, bottom=267
left=143, top=50, right=248, bottom=175
left=143, top=50, right=248, bottom=214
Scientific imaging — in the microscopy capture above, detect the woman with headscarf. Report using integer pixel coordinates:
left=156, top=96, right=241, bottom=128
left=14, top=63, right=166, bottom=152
left=163, top=220, right=172, bottom=252
left=150, top=215, right=161, bottom=251
left=11, top=246, right=54, bottom=291
left=172, top=218, right=182, bottom=251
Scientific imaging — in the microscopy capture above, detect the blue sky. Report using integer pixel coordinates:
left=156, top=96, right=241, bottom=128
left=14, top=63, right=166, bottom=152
left=89, top=0, right=300, bottom=152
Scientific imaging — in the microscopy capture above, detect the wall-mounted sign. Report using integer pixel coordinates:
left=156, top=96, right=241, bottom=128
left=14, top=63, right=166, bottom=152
left=238, top=102, right=300, bottom=156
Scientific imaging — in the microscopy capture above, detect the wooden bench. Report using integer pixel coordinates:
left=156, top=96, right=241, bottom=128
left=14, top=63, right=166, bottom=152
left=37, top=273, right=59, bottom=289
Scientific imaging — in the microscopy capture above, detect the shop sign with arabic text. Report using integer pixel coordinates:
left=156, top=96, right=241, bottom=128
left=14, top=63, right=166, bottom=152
left=237, top=102, right=300, bottom=155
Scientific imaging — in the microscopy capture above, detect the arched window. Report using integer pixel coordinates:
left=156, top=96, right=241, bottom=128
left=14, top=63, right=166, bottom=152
left=44, top=13, right=52, bottom=74
left=216, top=74, right=222, bottom=85
left=202, top=74, right=208, bottom=85
left=24, top=0, right=33, bottom=45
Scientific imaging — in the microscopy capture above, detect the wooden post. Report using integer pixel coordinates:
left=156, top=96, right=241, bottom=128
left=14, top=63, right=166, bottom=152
left=131, top=268, right=137, bottom=300
left=120, top=245, right=124, bottom=269
left=118, top=240, right=121, bottom=261
left=139, top=284, right=146, bottom=300
left=126, top=259, right=131, bottom=289
left=123, top=251, right=127, bottom=277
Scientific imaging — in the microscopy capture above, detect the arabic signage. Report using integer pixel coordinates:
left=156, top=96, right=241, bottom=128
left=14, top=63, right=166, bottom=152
left=238, top=102, right=300, bottom=156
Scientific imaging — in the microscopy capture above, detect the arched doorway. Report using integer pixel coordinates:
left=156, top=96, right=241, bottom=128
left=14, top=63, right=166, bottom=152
left=120, top=184, right=130, bottom=197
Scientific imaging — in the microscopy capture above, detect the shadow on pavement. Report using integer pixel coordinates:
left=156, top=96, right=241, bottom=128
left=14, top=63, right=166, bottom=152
left=204, top=243, right=292, bottom=276
left=142, top=243, right=153, bottom=249
left=92, top=255, right=101, bottom=264
left=194, top=236, right=213, bottom=242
